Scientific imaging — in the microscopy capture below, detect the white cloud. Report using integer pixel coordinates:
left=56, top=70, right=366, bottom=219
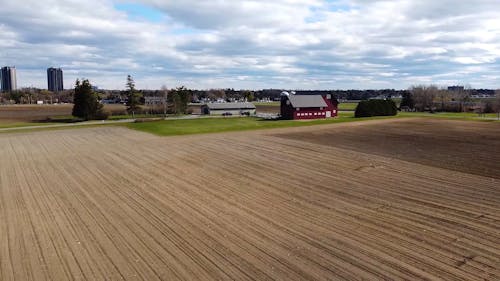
left=0, top=0, right=499, bottom=89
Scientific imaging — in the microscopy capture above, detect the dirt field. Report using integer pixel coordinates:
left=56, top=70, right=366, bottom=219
left=0, top=118, right=499, bottom=280
left=275, top=118, right=500, bottom=179
left=0, top=103, right=277, bottom=125
left=0, top=104, right=74, bottom=122
left=255, top=104, right=280, bottom=114
left=0, top=104, right=127, bottom=122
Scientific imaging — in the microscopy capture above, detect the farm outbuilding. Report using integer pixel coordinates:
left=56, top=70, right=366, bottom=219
left=201, top=102, right=256, bottom=116
left=280, top=92, right=339, bottom=120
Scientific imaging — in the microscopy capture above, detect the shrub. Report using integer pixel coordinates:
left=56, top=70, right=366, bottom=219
left=355, top=99, right=398, bottom=118
left=94, top=109, right=110, bottom=120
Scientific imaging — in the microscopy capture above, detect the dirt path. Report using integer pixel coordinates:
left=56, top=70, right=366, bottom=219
left=0, top=120, right=499, bottom=280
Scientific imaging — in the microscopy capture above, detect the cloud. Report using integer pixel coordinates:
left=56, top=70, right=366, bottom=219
left=0, top=0, right=499, bottom=89
left=142, top=0, right=321, bottom=29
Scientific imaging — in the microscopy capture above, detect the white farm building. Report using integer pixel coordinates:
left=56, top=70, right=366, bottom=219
left=201, top=102, right=256, bottom=116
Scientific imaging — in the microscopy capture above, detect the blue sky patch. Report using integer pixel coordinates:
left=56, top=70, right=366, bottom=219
left=115, top=3, right=164, bottom=22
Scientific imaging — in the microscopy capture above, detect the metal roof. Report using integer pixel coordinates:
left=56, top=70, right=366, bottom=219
left=204, top=102, right=256, bottom=110
left=288, top=95, right=327, bottom=108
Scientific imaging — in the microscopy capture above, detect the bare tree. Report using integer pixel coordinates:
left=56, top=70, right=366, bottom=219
left=410, top=85, right=439, bottom=112
left=161, top=85, right=168, bottom=117
left=435, top=89, right=451, bottom=112
left=495, top=90, right=500, bottom=120
left=207, top=89, right=226, bottom=101
left=450, top=86, right=471, bottom=112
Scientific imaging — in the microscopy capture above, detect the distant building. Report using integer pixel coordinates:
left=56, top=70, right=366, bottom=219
left=47, top=67, right=64, bottom=92
left=201, top=102, right=256, bottom=116
left=1, top=66, right=17, bottom=92
left=280, top=92, right=339, bottom=120
left=448, top=86, right=465, bottom=92
left=145, top=96, right=166, bottom=106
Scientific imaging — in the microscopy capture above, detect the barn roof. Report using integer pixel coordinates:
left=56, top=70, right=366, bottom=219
left=288, top=95, right=327, bottom=108
left=204, top=102, right=256, bottom=110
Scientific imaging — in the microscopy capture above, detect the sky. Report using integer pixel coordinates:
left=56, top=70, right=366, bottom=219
left=0, top=0, right=499, bottom=90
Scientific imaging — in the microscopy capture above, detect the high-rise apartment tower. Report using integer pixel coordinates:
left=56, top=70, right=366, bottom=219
left=47, top=67, right=64, bottom=92
left=1, top=66, right=17, bottom=92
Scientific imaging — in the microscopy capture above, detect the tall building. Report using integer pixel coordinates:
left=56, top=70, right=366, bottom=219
left=448, top=86, right=465, bottom=92
left=47, top=67, right=64, bottom=92
left=1, top=66, right=17, bottom=92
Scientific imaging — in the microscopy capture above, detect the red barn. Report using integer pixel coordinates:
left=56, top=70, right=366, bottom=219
left=280, top=92, right=339, bottom=120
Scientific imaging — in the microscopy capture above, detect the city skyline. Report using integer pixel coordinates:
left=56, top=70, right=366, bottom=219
left=1, top=0, right=500, bottom=90
left=1, top=65, right=498, bottom=92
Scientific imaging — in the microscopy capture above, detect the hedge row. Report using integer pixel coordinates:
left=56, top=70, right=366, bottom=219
left=355, top=99, right=398, bottom=118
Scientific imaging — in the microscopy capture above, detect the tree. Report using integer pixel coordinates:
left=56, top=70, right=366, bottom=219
left=410, top=85, right=439, bottom=112
left=7, top=91, right=22, bottom=104
left=126, top=75, right=142, bottom=116
left=495, top=90, right=500, bottom=120
left=355, top=99, right=397, bottom=118
left=207, top=89, right=225, bottom=101
left=72, top=79, right=107, bottom=120
left=399, top=91, right=415, bottom=110
left=39, top=89, right=54, bottom=104
left=243, top=90, right=254, bottom=102
left=160, top=85, right=168, bottom=117
left=167, top=86, right=191, bottom=114
left=435, top=89, right=451, bottom=112
left=450, top=86, right=471, bottom=112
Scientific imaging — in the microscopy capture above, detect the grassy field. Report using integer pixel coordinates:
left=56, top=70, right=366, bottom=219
left=126, top=113, right=378, bottom=136
left=400, top=111, right=500, bottom=120
left=0, top=122, right=38, bottom=129
left=0, top=121, right=60, bottom=129
left=1, top=106, right=498, bottom=135
left=126, top=111, right=499, bottom=137
left=338, top=102, right=358, bottom=111
left=109, top=114, right=166, bottom=120
left=253, top=101, right=280, bottom=106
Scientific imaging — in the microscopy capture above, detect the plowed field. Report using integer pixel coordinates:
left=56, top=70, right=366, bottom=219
left=0, top=104, right=127, bottom=122
left=0, top=118, right=498, bottom=280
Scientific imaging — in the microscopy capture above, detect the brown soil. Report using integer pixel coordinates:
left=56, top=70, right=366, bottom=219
left=188, top=104, right=202, bottom=114
left=0, top=104, right=73, bottom=121
left=273, top=118, right=500, bottom=179
left=0, top=104, right=127, bottom=122
left=0, top=119, right=499, bottom=280
left=255, top=104, right=280, bottom=114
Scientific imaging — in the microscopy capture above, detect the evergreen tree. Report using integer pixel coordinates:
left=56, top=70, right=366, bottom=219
left=72, top=79, right=107, bottom=120
left=126, top=75, right=142, bottom=116
left=355, top=99, right=397, bottom=118
left=167, top=86, right=191, bottom=114
left=400, top=91, right=415, bottom=110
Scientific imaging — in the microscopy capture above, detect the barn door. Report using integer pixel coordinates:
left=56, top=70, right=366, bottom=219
left=326, top=111, right=332, bottom=118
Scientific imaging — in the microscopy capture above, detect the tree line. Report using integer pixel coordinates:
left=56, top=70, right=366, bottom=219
left=401, top=85, right=500, bottom=114
left=0, top=89, right=74, bottom=104
left=71, top=75, right=193, bottom=120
